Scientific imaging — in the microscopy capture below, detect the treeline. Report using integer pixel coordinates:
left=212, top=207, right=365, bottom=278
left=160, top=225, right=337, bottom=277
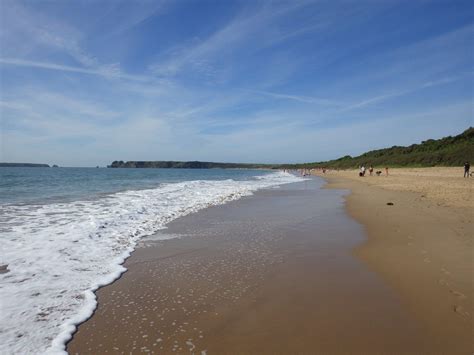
left=281, top=127, right=474, bottom=169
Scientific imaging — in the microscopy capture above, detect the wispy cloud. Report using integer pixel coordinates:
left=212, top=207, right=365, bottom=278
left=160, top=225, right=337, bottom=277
left=342, top=74, right=471, bottom=111
left=0, top=58, right=148, bottom=82
left=1, top=0, right=88, bottom=63
left=97, top=0, right=171, bottom=38
left=252, top=90, right=341, bottom=106
left=343, top=91, right=404, bottom=110
left=0, top=1, right=157, bottom=83
left=148, top=1, right=317, bottom=78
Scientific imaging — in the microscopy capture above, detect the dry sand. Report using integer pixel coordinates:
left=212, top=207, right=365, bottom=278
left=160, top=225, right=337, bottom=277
left=67, top=179, right=447, bottom=354
left=321, top=167, right=472, bottom=208
left=316, top=167, right=473, bottom=352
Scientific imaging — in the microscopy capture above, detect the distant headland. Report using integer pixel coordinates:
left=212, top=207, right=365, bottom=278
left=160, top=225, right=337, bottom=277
left=0, top=163, right=50, bottom=167
left=108, top=161, right=275, bottom=169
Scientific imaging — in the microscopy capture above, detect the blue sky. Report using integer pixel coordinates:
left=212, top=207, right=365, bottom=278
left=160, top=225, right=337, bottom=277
left=0, top=0, right=472, bottom=166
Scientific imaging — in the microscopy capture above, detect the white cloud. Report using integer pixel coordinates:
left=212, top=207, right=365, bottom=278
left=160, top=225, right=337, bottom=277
left=252, top=90, right=341, bottom=106
left=0, top=58, right=148, bottom=82
left=148, top=1, right=319, bottom=78
left=0, top=1, right=153, bottom=82
left=342, top=74, right=471, bottom=111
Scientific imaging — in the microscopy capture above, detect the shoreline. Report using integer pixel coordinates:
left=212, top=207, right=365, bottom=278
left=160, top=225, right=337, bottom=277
left=319, top=168, right=472, bottom=352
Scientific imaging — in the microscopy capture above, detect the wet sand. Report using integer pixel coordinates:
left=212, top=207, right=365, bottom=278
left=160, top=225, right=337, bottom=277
left=67, top=178, right=448, bottom=354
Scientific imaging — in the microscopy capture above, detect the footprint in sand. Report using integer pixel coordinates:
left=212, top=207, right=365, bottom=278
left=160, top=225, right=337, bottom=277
left=450, top=290, right=466, bottom=299
left=453, top=305, right=470, bottom=319
left=423, top=258, right=431, bottom=263
left=438, top=279, right=450, bottom=287
left=441, top=268, right=451, bottom=276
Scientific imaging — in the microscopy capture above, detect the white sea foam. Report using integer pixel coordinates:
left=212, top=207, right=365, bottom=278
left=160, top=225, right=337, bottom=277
left=0, top=171, right=303, bottom=354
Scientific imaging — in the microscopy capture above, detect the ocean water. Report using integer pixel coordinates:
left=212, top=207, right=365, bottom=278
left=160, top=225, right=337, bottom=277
left=0, top=167, right=304, bottom=354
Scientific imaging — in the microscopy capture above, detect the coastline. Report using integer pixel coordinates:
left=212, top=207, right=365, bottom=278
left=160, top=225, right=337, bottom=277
left=319, top=168, right=473, bottom=353
left=67, top=178, right=441, bottom=354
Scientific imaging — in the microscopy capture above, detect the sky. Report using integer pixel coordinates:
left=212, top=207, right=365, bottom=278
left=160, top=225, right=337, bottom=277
left=0, top=0, right=472, bottom=167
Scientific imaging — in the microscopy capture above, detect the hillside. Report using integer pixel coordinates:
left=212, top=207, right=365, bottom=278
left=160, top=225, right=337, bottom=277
left=282, top=127, right=474, bottom=169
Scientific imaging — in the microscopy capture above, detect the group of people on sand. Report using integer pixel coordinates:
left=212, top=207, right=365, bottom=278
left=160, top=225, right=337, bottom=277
left=358, top=162, right=471, bottom=178
left=359, top=165, right=388, bottom=177
left=285, top=163, right=471, bottom=178
left=300, top=168, right=314, bottom=176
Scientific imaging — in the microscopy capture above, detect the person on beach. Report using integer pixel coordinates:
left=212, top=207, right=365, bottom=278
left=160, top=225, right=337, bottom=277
left=464, top=162, right=470, bottom=178
left=385, top=167, right=389, bottom=176
left=369, top=166, right=374, bottom=176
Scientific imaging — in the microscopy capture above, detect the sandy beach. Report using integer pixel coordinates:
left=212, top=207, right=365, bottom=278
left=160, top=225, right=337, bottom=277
left=67, top=173, right=472, bottom=354
left=317, top=167, right=473, bottom=353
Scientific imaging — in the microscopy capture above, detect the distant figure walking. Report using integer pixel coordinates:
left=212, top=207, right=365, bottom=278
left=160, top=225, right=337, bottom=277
left=369, top=166, right=374, bottom=176
left=464, top=162, right=470, bottom=178
left=385, top=167, right=389, bottom=176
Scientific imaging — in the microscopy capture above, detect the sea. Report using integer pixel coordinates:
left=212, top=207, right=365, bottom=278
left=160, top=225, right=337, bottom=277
left=0, top=167, right=304, bottom=354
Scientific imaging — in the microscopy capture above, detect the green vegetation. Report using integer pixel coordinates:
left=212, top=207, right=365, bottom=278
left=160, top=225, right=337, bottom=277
left=281, top=127, right=474, bottom=169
